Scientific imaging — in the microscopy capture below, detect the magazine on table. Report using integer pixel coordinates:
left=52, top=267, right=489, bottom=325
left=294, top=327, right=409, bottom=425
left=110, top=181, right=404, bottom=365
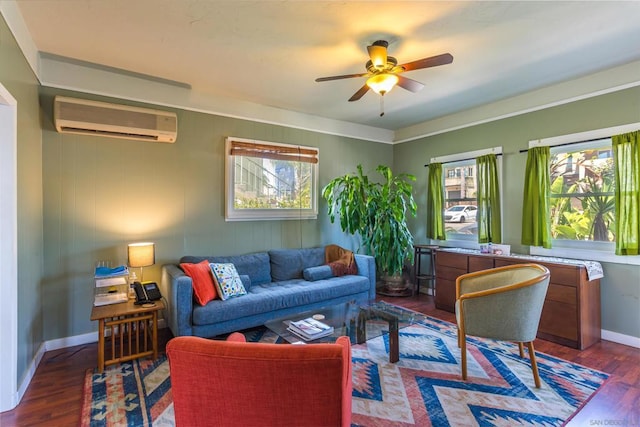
left=287, top=317, right=334, bottom=341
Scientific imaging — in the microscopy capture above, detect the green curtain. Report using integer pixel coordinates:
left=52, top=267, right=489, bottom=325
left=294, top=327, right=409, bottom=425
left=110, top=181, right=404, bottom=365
left=426, top=163, right=446, bottom=240
left=612, top=131, right=640, bottom=255
left=521, top=146, right=552, bottom=248
left=476, top=154, right=502, bottom=243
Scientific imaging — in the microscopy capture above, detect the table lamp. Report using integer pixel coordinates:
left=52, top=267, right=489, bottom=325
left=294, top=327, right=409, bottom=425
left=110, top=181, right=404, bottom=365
left=127, top=242, right=155, bottom=283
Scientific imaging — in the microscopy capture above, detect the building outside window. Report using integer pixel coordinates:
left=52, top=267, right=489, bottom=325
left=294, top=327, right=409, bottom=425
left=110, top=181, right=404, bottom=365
left=549, top=138, right=615, bottom=244
left=225, top=137, right=318, bottom=221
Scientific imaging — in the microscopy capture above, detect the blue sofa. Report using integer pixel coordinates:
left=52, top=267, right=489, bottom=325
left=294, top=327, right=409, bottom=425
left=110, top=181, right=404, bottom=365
left=161, top=247, right=376, bottom=338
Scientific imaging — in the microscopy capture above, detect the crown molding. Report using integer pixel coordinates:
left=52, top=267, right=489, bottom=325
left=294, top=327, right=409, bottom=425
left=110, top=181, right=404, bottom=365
left=394, top=60, right=640, bottom=144
left=0, top=1, right=39, bottom=81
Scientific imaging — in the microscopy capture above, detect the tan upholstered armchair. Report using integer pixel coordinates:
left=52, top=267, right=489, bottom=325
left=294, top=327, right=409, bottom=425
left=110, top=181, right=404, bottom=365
left=455, top=263, right=551, bottom=388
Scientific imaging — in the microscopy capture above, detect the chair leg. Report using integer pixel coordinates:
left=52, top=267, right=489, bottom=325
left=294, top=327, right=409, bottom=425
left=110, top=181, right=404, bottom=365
left=518, top=342, right=524, bottom=358
left=526, top=341, right=541, bottom=388
left=460, top=334, right=468, bottom=380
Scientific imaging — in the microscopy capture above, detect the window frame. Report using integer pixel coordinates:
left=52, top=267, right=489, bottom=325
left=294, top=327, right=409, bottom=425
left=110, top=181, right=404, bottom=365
left=224, top=137, right=319, bottom=221
left=549, top=138, right=615, bottom=244
left=430, top=147, right=503, bottom=248
left=528, top=122, right=640, bottom=265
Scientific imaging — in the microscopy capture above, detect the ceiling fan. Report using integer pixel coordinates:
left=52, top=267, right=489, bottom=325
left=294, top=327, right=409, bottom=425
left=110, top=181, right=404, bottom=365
left=315, top=40, right=453, bottom=115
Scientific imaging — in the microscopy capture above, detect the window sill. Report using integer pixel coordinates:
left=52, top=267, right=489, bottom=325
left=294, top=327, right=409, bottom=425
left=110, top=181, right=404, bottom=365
left=530, top=246, right=640, bottom=266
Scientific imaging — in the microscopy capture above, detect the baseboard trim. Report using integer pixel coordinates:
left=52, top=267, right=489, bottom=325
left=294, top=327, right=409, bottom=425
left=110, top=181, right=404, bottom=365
left=45, top=331, right=98, bottom=352
left=16, top=341, right=45, bottom=407
left=601, top=329, right=640, bottom=349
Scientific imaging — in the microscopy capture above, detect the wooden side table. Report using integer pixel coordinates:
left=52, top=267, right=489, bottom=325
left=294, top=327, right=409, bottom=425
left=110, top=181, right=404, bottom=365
left=90, top=299, right=164, bottom=372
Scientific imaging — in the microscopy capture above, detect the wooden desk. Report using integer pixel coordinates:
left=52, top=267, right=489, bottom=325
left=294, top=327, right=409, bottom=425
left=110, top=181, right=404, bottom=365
left=90, top=300, right=164, bottom=372
left=434, top=249, right=601, bottom=349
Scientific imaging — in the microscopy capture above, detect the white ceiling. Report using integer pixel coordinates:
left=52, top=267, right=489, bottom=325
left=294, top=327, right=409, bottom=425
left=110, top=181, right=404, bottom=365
left=11, top=0, right=640, bottom=139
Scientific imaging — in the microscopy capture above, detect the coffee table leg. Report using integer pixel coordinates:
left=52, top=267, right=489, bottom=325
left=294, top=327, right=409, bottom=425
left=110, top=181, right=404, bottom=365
left=388, top=317, right=399, bottom=363
left=356, top=309, right=367, bottom=344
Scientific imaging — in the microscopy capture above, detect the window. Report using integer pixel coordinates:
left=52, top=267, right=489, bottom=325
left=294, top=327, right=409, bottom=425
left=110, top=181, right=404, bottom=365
left=443, top=159, right=478, bottom=239
left=549, top=138, right=615, bottom=244
left=429, top=147, right=502, bottom=245
left=528, top=122, right=640, bottom=265
left=225, top=137, right=318, bottom=221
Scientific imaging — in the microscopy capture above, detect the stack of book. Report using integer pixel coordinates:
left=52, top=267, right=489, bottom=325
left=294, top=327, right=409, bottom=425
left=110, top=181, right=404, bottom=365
left=287, top=317, right=334, bottom=341
left=94, top=265, right=130, bottom=306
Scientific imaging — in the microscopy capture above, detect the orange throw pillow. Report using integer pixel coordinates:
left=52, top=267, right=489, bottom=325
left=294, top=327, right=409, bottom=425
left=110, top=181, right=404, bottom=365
left=180, top=260, right=217, bottom=305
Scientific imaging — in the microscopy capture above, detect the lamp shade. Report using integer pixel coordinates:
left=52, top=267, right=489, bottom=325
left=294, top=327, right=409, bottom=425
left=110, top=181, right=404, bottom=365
left=366, top=73, right=399, bottom=95
left=128, top=242, right=155, bottom=268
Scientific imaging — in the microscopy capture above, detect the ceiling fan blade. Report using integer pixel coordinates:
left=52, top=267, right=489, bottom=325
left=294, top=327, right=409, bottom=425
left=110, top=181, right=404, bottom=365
left=315, top=73, right=368, bottom=82
left=396, top=75, right=425, bottom=93
left=399, top=53, right=453, bottom=72
left=348, top=84, right=370, bottom=102
left=367, top=42, right=388, bottom=69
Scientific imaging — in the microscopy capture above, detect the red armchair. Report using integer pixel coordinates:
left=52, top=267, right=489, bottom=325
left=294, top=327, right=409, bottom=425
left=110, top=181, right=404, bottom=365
left=167, top=333, right=352, bottom=427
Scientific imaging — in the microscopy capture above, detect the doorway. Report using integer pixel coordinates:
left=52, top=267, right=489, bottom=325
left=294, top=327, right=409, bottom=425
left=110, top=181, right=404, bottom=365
left=0, top=83, right=18, bottom=411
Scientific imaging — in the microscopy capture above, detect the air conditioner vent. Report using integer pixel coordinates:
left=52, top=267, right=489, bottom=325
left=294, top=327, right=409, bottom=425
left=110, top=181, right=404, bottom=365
left=58, top=127, right=161, bottom=141
left=53, top=96, right=177, bottom=143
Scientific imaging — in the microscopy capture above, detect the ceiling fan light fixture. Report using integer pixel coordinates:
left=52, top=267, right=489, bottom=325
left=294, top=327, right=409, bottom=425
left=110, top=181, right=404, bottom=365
left=366, top=73, right=399, bottom=95
left=368, top=45, right=387, bottom=68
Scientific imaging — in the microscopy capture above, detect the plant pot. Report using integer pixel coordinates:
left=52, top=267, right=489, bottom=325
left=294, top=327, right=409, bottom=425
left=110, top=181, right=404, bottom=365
left=377, top=273, right=412, bottom=297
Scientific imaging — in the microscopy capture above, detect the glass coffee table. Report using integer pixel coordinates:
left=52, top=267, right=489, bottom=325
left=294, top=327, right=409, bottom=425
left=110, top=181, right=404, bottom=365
left=264, top=300, right=416, bottom=363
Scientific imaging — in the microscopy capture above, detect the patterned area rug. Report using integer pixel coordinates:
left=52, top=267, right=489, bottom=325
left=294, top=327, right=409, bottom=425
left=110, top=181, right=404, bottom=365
left=80, top=304, right=608, bottom=426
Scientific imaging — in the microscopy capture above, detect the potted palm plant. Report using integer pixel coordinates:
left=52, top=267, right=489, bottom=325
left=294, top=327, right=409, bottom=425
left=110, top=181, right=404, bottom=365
left=322, top=164, right=417, bottom=295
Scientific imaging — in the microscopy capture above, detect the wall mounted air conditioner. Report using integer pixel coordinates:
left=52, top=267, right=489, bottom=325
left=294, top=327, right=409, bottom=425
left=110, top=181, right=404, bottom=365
left=53, top=96, right=177, bottom=143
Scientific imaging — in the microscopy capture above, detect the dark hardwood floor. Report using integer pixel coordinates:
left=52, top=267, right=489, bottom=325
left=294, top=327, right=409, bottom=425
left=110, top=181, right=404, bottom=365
left=1, top=293, right=638, bottom=426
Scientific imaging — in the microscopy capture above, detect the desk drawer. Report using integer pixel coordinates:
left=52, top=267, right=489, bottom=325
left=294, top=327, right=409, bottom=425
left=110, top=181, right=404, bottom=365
left=546, top=283, right=576, bottom=305
left=435, top=278, right=456, bottom=312
left=436, top=265, right=466, bottom=282
left=539, top=301, right=578, bottom=341
left=437, top=251, right=468, bottom=269
left=544, top=264, right=579, bottom=286
left=468, top=255, right=494, bottom=272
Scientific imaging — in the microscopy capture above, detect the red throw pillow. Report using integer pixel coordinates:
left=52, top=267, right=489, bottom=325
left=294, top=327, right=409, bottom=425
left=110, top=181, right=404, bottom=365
left=180, top=260, right=217, bottom=305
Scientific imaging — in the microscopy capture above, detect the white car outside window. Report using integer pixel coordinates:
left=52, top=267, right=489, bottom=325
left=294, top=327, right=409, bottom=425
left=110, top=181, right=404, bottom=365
left=444, top=205, right=477, bottom=223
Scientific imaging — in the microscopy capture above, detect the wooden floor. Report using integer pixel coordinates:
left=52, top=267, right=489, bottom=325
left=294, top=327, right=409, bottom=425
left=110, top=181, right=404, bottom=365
left=1, top=293, right=638, bottom=426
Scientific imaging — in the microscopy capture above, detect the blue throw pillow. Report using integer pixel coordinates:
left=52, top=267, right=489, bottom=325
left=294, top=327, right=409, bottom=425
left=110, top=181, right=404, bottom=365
left=303, top=265, right=334, bottom=282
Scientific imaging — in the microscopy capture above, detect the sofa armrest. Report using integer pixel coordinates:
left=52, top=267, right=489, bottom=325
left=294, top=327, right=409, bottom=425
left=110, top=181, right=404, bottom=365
left=354, top=254, right=376, bottom=300
left=161, top=264, right=195, bottom=336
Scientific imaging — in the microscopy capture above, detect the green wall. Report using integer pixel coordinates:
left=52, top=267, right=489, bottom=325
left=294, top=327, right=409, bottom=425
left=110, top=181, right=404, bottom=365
left=394, top=86, right=640, bottom=339
left=39, top=87, right=392, bottom=340
left=0, top=16, right=44, bottom=385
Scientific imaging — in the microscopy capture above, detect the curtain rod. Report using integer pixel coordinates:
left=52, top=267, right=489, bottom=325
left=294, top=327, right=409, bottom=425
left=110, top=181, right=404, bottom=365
left=424, top=153, right=502, bottom=167
left=518, top=136, right=611, bottom=154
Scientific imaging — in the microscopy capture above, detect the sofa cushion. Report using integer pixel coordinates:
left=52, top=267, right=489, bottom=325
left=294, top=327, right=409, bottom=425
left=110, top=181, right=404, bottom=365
left=303, top=265, right=334, bottom=282
left=180, top=260, right=217, bottom=305
left=181, top=252, right=271, bottom=286
left=192, top=275, right=370, bottom=326
left=210, top=263, right=247, bottom=301
left=239, top=274, right=251, bottom=291
left=269, top=247, right=325, bottom=281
